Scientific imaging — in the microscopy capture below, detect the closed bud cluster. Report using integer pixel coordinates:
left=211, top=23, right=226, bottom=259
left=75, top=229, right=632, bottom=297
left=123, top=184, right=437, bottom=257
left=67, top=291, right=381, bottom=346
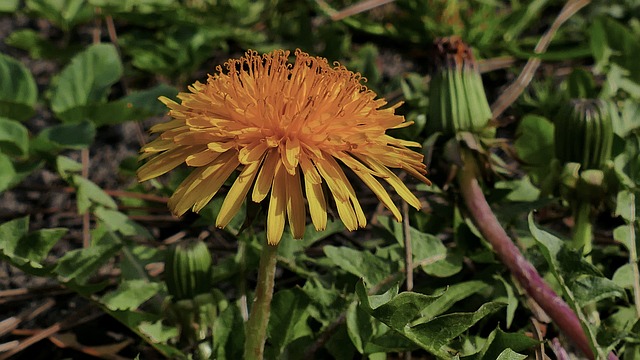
left=165, top=239, right=213, bottom=301
left=427, top=36, right=492, bottom=136
left=554, top=99, right=616, bottom=170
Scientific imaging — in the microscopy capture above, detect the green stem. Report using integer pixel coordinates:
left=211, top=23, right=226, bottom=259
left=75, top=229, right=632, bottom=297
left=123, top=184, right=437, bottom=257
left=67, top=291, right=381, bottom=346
left=244, top=242, right=279, bottom=360
left=573, top=201, right=593, bottom=256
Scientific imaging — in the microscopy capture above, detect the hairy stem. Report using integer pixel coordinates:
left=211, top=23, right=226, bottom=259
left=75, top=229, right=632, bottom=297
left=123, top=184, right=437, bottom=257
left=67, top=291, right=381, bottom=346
left=456, top=156, right=595, bottom=360
left=244, top=242, right=279, bottom=360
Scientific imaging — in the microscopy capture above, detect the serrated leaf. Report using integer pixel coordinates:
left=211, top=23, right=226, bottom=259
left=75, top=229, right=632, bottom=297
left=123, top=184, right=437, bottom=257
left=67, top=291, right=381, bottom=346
left=138, top=320, right=179, bottom=343
left=54, top=231, right=122, bottom=284
left=356, top=280, right=441, bottom=331
left=268, top=288, right=312, bottom=357
left=477, top=327, right=539, bottom=360
left=0, top=117, right=29, bottom=157
left=421, top=281, right=489, bottom=320
left=0, top=53, right=37, bottom=121
left=324, top=246, right=394, bottom=285
left=50, top=43, right=123, bottom=122
left=101, top=279, right=162, bottom=311
left=571, top=275, right=627, bottom=306
left=406, top=302, right=506, bottom=358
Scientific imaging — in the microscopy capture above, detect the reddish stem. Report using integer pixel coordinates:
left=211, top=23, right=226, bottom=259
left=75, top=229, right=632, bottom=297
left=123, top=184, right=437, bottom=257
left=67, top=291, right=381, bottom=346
left=457, top=159, right=596, bottom=360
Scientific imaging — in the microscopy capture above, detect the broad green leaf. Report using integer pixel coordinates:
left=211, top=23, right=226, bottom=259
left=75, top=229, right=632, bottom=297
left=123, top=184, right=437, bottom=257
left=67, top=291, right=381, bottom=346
left=356, top=280, right=441, bottom=331
left=278, top=220, right=344, bottom=260
left=347, top=301, right=375, bottom=354
left=612, top=264, right=635, bottom=289
left=50, top=43, right=123, bottom=122
left=571, top=275, right=627, bottom=306
left=94, top=207, right=151, bottom=238
left=5, top=29, right=80, bottom=62
left=101, top=279, right=163, bottom=311
left=495, top=348, right=527, bottom=360
left=213, top=305, right=244, bottom=360
left=406, top=302, right=506, bottom=358
left=476, top=328, right=539, bottom=360
left=376, top=216, right=462, bottom=277
left=0, top=217, right=66, bottom=272
left=25, top=0, right=94, bottom=31
left=324, top=245, right=394, bottom=285
left=33, top=121, right=96, bottom=153
left=73, top=176, right=118, bottom=213
left=420, top=281, right=489, bottom=320
left=0, top=117, right=29, bottom=157
left=0, top=0, right=19, bottom=11
left=89, top=84, right=178, bottom=126
left=54, top=231, right=122, bottom=284
left=514, top=115, right=554, bottom=182
left=0, top=153, right=17, bottom=192
left=0, top=53, right=37, bottom=121
left=615, top=190, right=636, bottom=223
left=138, top=320, right=179, bottom=343
left=267, top=288, right=312, bottom=358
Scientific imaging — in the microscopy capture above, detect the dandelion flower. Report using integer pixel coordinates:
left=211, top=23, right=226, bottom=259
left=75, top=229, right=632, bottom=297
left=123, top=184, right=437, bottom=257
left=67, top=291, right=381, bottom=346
left=138, top=49, right=430, bottom=245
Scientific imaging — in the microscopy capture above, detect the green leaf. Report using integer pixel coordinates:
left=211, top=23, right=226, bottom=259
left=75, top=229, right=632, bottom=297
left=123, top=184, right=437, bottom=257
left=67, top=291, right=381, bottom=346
left=267, top=288, right=312, bottom=358
left=571, top=275, right=627, bottom=306
left=324, top=246, right=394, bottom=285
left=356, top=280, right=440, bottom=331
left=90, top=84, right=178, bottom=126
left=0, top=117, right=29, bottom=157
left=514, top=115, right=554, bottom=182
left=477, top=328, right=539, bottom=360
left=612, top=263, right=635, bottom=289
left=407, top=302, right=506, bottom=358
left=94, top=207, right=151, bottom=238
left=278, top=220, right=344, bottom=260
left=420, top=281, right=489, bottom=320
left=213, top=304, right=245, bottom=360
left=5, top=29, right=80, bottom=62
left=0, top=217, right=67, bottom=272
left=101, top=279, right=163, bottom=311
left=50, top=43, right=123, bottom=122
left=25, top=0, right=94, bottom=31
left=72, top=175, right=118, bottom=213
left=54, top=231, right=122, bottom=284
left=528, top=214, right=605, bottom=358
left=0, top=0, right=19, bottom=11
left=0, top=153, right=18, bottom=192
left=138, top=320, right=179, bottom=343
left=33, top=121, right=96, bottom=153
left=0, top=53, right=37, bottom=121
left=495, top=348, right=527, bottom=360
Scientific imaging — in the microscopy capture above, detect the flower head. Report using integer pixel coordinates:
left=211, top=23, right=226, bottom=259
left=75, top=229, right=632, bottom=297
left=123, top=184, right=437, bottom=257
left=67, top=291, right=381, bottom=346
left=138, top=49, right=430, bottom=245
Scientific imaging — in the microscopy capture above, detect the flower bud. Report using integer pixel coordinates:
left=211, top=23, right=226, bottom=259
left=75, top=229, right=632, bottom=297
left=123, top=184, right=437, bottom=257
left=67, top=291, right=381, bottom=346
left=165, top=239, right=213, bottom=301
left=427, top=36, right=492, bottom=136
left=554, top=99, right=616, bottom=170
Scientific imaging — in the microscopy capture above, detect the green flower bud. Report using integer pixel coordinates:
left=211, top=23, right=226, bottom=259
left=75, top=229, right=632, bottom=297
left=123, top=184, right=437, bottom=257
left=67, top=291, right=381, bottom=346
left=554, top=99, right=617, bottom=170
left=165, top=239, right=213, bottom=301
left=427, top=36, right=492, bottom=136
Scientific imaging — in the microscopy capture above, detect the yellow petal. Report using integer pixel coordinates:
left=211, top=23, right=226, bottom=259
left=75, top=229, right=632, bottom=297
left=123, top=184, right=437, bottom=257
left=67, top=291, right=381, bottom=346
left=359, top=155, right=422, bottom=210
left=303, top=168, right=327, bottom=231
left=185, top=149, right=220, bottom=167
left=216, top=160, right=261, bottom=228
left=286, top=170, right=306, bottom=239
left=137, top=146, right=199, bottom=182
left=267, top=162, right=286, bottom=245
left=282, top=137, right=300, bottom=175
left=299, top=154, right=321, bottom=184
left=252, top=150, right=279, bottom=203
left=168, top=151, right=238, bottom=216
left=238, top=140, right=269, bottom=164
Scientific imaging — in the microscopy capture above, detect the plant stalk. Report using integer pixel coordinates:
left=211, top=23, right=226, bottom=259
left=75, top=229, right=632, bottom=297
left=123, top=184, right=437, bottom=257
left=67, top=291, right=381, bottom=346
left=456, top=156, right=595, bottom=360
left=572, top=201, right=593, bottom=256
left=244, top=242, right=279, bottom=360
